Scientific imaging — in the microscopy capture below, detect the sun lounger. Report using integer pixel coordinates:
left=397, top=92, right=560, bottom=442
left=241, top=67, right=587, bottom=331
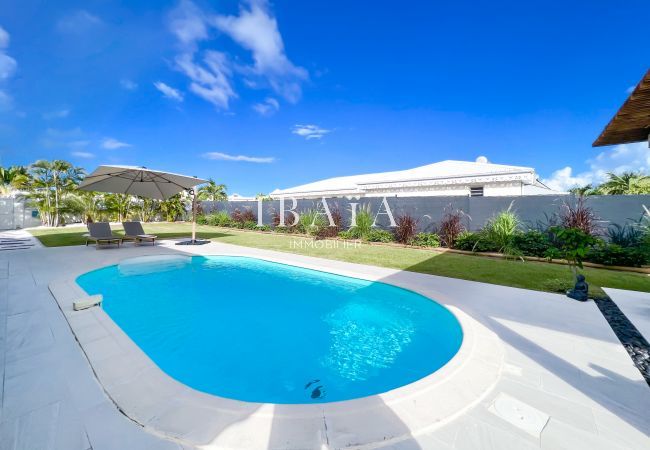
left=122, top=221, right=157, bottom=246
left=86, top=222, right=122, bottom=248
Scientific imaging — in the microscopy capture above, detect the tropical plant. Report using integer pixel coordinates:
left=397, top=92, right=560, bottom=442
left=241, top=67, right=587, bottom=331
left=545, top=226, right=599, bottom=275
left=159, top=194, right=187, bottom=222
left=606, top=223, right=644, bottom=247
left=138, top=197, right=159, bottom=222
left=0, top=165, right=29, bottom=192
left=559, top=197, right=600, bottom=236
left=349, top=205, right=373, bottom=239
left=480, top=207, right=521, bottom=256
left=438, top=205, right=468, bottom=248
left=298, top=209, right=327, bottom=235
left=197, top=179, right=227, bottom=201
left=104, top=193, right=133, bottom=222
left=568, top=184, right=603, bottom=196
left=316, top=206, right=342, bottom=238
left=599, top=172, right=650, bottom=195
left=68, top=191, right=102, bottom=223
left=26, top=159, right=84, bottom=226
left=394, top=214, right=418, bottom=244
left=256, top=193, right=272, bottom=201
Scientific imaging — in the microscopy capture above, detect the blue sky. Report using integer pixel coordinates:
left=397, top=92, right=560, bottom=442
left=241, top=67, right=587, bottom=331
left=0, top=0, right=649, bottom=195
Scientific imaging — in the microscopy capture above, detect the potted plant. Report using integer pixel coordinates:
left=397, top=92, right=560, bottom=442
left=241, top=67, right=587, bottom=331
left=545, top=226, right=598, bottom=301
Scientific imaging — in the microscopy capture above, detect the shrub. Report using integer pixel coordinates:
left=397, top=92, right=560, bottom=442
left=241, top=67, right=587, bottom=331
left=545, top=226, right=599, bottom=274
left=438, top=206, right=467, bottom=248
left=480, top=207, right=521, bottom=256
left=205, top=210, right=231, bottom=227
left=454, top=231, right=499, bottom=252
left=586, top=244, right=649, bottom=267
left=242, top=220, right=258, bottom=230
left=559, top=197, right=600, bottom=236
left=316, top=206, right=342, bottom=239
left=272, top=211, right=297, bottom=228
left=394, top=214, right=418, bottom=244
left=513, top=230, right=552, bottom=257
left=349, top=205, right=373, bottom=239
left=412, top=232, right=441, bottom=247
left=338, top=230, right=356, bottom=240
left=196, top=214, right=208, bottom=225
left=298, top=209, right=327, bottom=236
left=607, top=223, right=644, bottom=247
left=231, top=208, right=256, bottom=224
left=366, top=229, right=395, bottom=243
left=541, top=278, right=574, bottom=293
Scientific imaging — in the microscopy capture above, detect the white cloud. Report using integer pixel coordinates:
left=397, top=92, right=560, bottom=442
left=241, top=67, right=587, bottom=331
left=41, top=127, right=91, bottom=150
left=165, top=0, right=306, bottom=109
left=0, top=90, right=11, bottom=111
left=542, top=142, right=650, bottom=191
left=102, top=137, right=131, bottom=149
left=56, top=10, right=103, bottom=34
left=42, top=108, right=70, bottom=120
left=0, top=26, right=9, bottom=49
left=154, top=81, right=184, bottom=101
left=0, top=25, right=16, bottom=81
left=202, top=151, right=274, bottom=163
left=212, top=1, right=308, bottom=102
left=252, top=97, right=279, bottom=116
left=120, top=79, right=138, bottom=90
left=292, top=124, right=330, bottom=140
left=626, top=85, right=636, bottom=94
left=71, top=151, right=95, bottom=158
left=175, top=51, right=235, bottom=109
left=169, top=0, right=208, bottom=48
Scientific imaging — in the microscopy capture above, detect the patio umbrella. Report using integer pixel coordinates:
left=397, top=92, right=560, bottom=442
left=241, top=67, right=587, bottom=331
left=78, top=165, right=208, bottom=244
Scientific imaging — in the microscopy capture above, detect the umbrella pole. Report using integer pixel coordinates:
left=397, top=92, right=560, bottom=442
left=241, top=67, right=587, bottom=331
left=191, top=189, right=197, bottom=242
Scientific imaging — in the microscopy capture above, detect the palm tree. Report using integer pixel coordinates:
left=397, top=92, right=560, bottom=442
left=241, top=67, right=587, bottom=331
left=568, top=184, right=603, bottom=196
left=159, top=194, right=187, bottom=222
left=197, top=179, right=227, bottom=201
left=104, top=193, right=133, bottom=222
left=0, top=165, right=29, bottom=191
left=27, top=160, right=84, bottom=226
left=600, top=172, right=650, bottom=195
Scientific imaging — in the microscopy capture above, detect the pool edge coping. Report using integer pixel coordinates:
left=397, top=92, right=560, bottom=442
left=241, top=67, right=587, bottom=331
left=48, top=251, right=505, bottom=450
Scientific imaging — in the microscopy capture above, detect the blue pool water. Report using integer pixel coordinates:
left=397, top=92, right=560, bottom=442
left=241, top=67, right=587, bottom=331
left=77, top=255, right=462, bottom=404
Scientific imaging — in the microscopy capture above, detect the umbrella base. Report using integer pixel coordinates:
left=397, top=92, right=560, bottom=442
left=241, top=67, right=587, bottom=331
left=175, top=239, right=210, bottom=246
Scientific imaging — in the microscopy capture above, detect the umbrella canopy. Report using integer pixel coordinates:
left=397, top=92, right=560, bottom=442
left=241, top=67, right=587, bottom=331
left=77, top=165, right=208, bottom=199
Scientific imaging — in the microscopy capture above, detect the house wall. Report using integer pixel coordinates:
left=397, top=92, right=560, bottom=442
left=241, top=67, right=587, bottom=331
left=202, top=194, right=650, bottom=233
left=0, top=197, right=41, bottom=230
left=277, top=181, right=539, bottom=198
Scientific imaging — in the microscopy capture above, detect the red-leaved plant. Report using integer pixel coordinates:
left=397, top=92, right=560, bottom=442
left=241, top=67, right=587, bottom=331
left=559, top=197, right=600, bottom=236
left=395, top=214, right=418, bottom=244
left=438, top=205, right=468, bottom=248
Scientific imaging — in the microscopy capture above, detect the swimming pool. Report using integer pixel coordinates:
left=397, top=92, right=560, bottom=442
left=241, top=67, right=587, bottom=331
left=76, top=255, right=463, bottom=404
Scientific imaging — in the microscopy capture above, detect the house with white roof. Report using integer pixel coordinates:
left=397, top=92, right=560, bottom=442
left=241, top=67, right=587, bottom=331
left=271, top=157, right=560, bottom=199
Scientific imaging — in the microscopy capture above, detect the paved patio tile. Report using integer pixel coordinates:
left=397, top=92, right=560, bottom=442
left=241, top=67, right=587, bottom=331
left=1, top=241, right=649, bottom=449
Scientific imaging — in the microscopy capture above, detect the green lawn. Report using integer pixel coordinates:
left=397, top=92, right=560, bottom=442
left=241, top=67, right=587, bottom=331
left=29, top=223, right=650, bottom=296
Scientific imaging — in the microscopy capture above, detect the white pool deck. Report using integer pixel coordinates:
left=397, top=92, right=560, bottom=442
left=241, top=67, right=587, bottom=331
left=0, top=237, right=649, bottom=449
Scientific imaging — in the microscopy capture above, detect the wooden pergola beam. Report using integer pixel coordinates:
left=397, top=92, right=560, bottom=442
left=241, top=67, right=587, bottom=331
left=593, top=69, right=650, bottom=147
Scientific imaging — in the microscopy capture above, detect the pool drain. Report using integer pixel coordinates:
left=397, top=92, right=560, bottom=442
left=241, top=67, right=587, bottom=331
left=305, top=379, right=326, bottom=399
